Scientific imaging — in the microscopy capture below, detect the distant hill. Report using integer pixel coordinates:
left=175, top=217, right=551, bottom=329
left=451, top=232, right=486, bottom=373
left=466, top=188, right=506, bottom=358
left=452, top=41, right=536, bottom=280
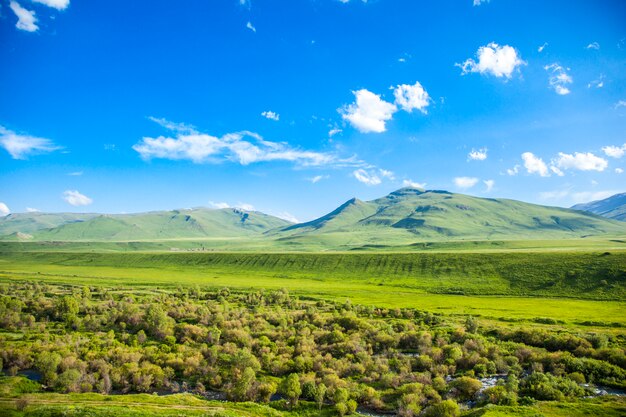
left=0, top=208, right=292, bottom=241
left=2, top=189, right=624, bottom=247
left=0, top=212, right=99, bottom=236
left=571, top=193, right=626, bottom=221
left=273, top=188, right=626, bottom=248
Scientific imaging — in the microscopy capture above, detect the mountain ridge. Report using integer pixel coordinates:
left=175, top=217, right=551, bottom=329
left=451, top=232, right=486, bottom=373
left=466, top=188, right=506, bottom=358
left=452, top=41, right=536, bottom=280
left=571, top=192, right=626, bottom=221
left=2, top=188, right=625, bottom=246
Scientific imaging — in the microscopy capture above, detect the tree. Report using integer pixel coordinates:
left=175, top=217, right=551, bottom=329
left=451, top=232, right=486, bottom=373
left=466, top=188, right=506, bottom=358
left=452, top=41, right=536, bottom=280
left=315, top=383, right=327, bottom=410
left=55, top=295, right=79, bottom=324
left=449, top=376, right=482, bottom=401
left=144, top=304, right=174, bottom=340
left=257, top=381, right=277, bottom=403
left=423, top=400, right=460, bottom=417
left=232, top=367, right=256, bottom=401
left=465, top=316, right=478, bottom=334
left=281, top=373, right=301, bottom=409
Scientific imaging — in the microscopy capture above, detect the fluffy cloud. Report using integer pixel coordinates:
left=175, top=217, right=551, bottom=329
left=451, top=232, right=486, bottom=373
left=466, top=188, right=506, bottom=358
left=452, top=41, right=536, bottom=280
left=554, top=152, right=608, bottom=172
left=458, top=43, right=525, bottom=78
left=538, top=42, right=548, bottom=53
left=0, top=125, right=60, bottom=159
left=261, top=111, right=280, bottom=121
left=236, top=203, right=255, bottom=211
left=275, top=212, right=299, bottom=223
left=544, top=64, right=573, bottom=95
left=9, top=1, right=38, bottom=32
left=0, top=203, right=10, bottom=217
left=616, top=168, right=624, bottom=174
left=616, top=100, right=626, bottom=109
left=468, top=148, right=488, bottom=161
left=26, top=207, right=40, bottom=212
left=402, top=179, right=426, bottom=189
left=483, top=179, right=495, bottom=192
left=134, top=119, right=357, bottom=168
left=308, top=175, right=329, bottom=184
left=32, top=0, right=70, bottom=10
left=353, top=169, right=382, bottom=186
left=328, top=128, right=342, bottom=137
left=246, top=22, right=256, bottom=32
left=506, top=165, right=520, bottom=176
left=586, top=42, right=600, bottom=50
left=63, top=190, right=93, bottom=207
left=522, top=152, right=549, bottom=177
left=454, top=177, right=479, bottom=189
left=209, top=201, right=230, bottom=209
left=473, top=0, right=489, bottom=5
left=341, top=89, right=397, bottom=133
left=602, top=144, right=626, bottom=158
left=393, top=82, right=430, bottom=113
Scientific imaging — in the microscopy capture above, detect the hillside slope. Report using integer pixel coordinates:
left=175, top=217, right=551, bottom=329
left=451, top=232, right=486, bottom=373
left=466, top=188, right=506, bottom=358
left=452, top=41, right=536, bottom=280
left=572, top=193, right=626, bottom=221
left=273, top=188, right=626, bottom=248
left=3, top=208, right=291, bottom=241
left=0, top=212, right=99, bottom=237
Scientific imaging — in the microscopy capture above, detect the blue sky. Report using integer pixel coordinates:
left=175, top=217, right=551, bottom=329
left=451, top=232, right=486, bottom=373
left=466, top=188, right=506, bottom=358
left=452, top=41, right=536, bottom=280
left=0, top=0, right=625, bottom=222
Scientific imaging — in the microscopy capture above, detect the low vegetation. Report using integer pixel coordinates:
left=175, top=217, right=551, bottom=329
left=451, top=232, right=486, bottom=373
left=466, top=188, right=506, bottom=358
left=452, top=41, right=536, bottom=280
left=0, top=282, right=624, bottom=416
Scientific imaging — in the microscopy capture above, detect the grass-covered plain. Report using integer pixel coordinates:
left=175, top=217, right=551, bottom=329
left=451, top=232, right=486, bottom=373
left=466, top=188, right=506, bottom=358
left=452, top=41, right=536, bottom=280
left=0, top=249, right=625, bottom=326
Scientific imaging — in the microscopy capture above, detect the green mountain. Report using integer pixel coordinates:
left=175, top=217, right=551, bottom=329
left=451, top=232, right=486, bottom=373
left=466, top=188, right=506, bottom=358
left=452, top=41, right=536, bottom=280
left=274, top=188, right=626, bottom=248
left=1, top=208, right=291, bottom=241
left=571, top=192, right=626, bottom=221
left=0, top=212, right=99, bottom=237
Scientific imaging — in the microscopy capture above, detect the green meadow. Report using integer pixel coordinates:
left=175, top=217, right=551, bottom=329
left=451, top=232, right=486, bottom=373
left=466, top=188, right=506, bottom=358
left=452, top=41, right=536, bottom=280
left=0, top=247, right=625, bottom=326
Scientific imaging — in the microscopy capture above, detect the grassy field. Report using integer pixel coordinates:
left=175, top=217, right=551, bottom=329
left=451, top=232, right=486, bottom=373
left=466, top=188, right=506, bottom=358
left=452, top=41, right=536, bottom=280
left=0, top=249, right=625, bottom=326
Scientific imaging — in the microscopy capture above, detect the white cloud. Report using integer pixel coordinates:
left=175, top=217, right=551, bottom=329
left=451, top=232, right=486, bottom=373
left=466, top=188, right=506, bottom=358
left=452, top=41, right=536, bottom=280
left=341, top=89, right=397, bottom=133
left=458, top=43, right=525, bottom=78
left=32, top=0, right=69, bottom=10
left=554, top=152, right=608, bottom=172
left=506, top=164, right=520, bottom=176
left=571, top=191, right=618, bottom=204
left=308, top=175, right=329, bottom=184
left=9, top=1, right=38, bottom=32
left=148, top=116, right=197, bottom=134
left=602, top=144, right=626, bottom=158
left=616, top=168, right=624, bottom=174
left=26, top=207, right=40, bottom=213
left=615, top=100, right=626, bottom=109
left=134, top=118, right=358, bottom=168
left=522, top=152, right=549, bottom=177
left=403, top=179, right=426, bottom=189
left=544, top=63, right=573, bottom=95
left=261, top=111, right=279, bottom=121
left=483, top=179, right=495, bottom=192
left=275, top=212, right=299, bottom=223
left=539, top=189, right=570, bottom=201
left=468, top=148, right=488, bottom=161
left=246, top=22, right=256, bottom=32
left=550, top=166, right=565, bottom=177
left=454, top=176, right=479, bottom=189
left=473, top=0, right=489, bottom=5
left=379, top=169, right=395, bottom=180
left=236, top=203, right=255, bottom=211
left=209, top=201, right=230, bottom=209
left=393, top=82, right=430, bottom=113
left=586, top=42, right=600, bottom=50
left=538, top=42, right=548, bottom=53
left=587, top=75, right=604, bottom=89
left=0, top=203, right=10, bottom=217
left=328, top=128, right=342, bottom=137
left=539, top=188, right=620, bottom=204
left=63, top=190, right=93, bottom=207
left=0, top=125, right=60, bottom=159
left=353, top=169, right=382, bottom=186
left=68, top=171, right=83, bottom=176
